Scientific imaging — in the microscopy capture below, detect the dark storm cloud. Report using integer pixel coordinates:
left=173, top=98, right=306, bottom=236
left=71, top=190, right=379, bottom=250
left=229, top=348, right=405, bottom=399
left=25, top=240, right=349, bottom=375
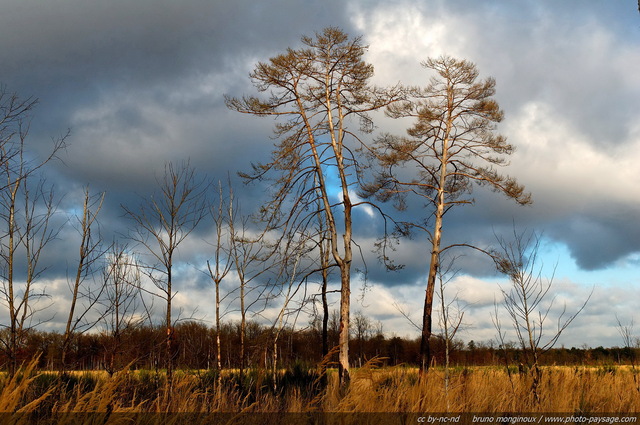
left=548, top=207, right=640, bottom=270
left=0, top=0, right=356, bottom=236
left=0, top=0, right=354, bottom=187
left=1, top=0, right=353, bottom=87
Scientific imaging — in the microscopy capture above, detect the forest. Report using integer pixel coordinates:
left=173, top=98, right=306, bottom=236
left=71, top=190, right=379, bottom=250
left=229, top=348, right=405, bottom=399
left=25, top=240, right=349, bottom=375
left=0, top=26, right=638, bottom=417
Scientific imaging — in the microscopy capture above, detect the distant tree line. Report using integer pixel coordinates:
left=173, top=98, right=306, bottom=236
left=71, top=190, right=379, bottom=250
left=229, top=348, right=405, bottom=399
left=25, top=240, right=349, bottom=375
left=2, top=319, right=637, bottom=373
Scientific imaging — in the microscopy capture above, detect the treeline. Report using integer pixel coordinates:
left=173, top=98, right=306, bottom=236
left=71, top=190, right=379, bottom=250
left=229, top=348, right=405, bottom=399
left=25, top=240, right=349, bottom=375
left=3, top=319, right=409, bottom=372
left=4, top=320, right=637, bottom=373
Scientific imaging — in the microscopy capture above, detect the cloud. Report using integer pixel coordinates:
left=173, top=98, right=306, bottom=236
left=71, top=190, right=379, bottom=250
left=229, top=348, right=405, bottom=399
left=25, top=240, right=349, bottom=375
left=347, top=0, right=640, bottom=273
left=366, top=272, right=635, bottom=348
left=0, top=0, right=355, bottom=191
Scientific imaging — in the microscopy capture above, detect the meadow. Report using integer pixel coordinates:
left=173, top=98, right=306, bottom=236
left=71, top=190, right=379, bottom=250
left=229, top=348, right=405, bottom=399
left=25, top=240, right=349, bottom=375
left=2, top=360, right=640, bottom=419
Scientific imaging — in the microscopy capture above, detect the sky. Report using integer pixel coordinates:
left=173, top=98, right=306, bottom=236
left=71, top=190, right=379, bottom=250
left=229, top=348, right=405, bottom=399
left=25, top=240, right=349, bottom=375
left=1, top=0, right=639, bottom=349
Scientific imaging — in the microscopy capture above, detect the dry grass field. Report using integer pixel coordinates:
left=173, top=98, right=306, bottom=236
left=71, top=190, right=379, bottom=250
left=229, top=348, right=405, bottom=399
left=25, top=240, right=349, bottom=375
left=1, top=360, right=640, bottom=415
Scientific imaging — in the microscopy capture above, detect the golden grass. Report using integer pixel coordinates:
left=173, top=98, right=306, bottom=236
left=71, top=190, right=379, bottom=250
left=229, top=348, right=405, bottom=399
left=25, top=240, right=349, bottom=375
left=0, top=359, right=54, bottom=414
left=1, top=363, right=639, bottom=414
left=323, top=365, right=640, bottom=413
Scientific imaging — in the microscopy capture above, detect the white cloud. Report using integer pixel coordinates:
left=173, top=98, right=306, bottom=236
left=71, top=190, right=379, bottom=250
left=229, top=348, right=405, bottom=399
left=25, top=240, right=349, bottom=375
left=506, top=101, right=640, bottom=213
left=350, top=1, right=466, bottom=83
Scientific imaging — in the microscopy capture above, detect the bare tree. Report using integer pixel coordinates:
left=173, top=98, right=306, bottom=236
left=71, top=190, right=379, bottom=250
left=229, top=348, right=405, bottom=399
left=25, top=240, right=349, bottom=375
left=271, top=245, right=305, bottom=391
left=492, top=228, right=590, bottom=402
left=352, top=310, right=372, bottom=367
left=615, top=315, right=640, bottom=392
left=0, top=88, right=38, bottom=190
left=317, top=218, right=334, bottom=362
left=435, top=256, right=465, bottom=410
left=61, top=188, right=107, bottom=371
left=123, top=161, right=208, bottom=389
left=304, top=183, right=338, bottom=368
left=226, top=27, right=402, bottom=384
left=102, top=243, right=144, bottom=375
left=302, top=178, right=339, bottom=374
left=206, top=181, right=233, bottom=388
left=0, top=88, right=66, bottom=375
left=226, top=185, right=274, bottom=385
left=364, top=56, right=531, bottom=373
